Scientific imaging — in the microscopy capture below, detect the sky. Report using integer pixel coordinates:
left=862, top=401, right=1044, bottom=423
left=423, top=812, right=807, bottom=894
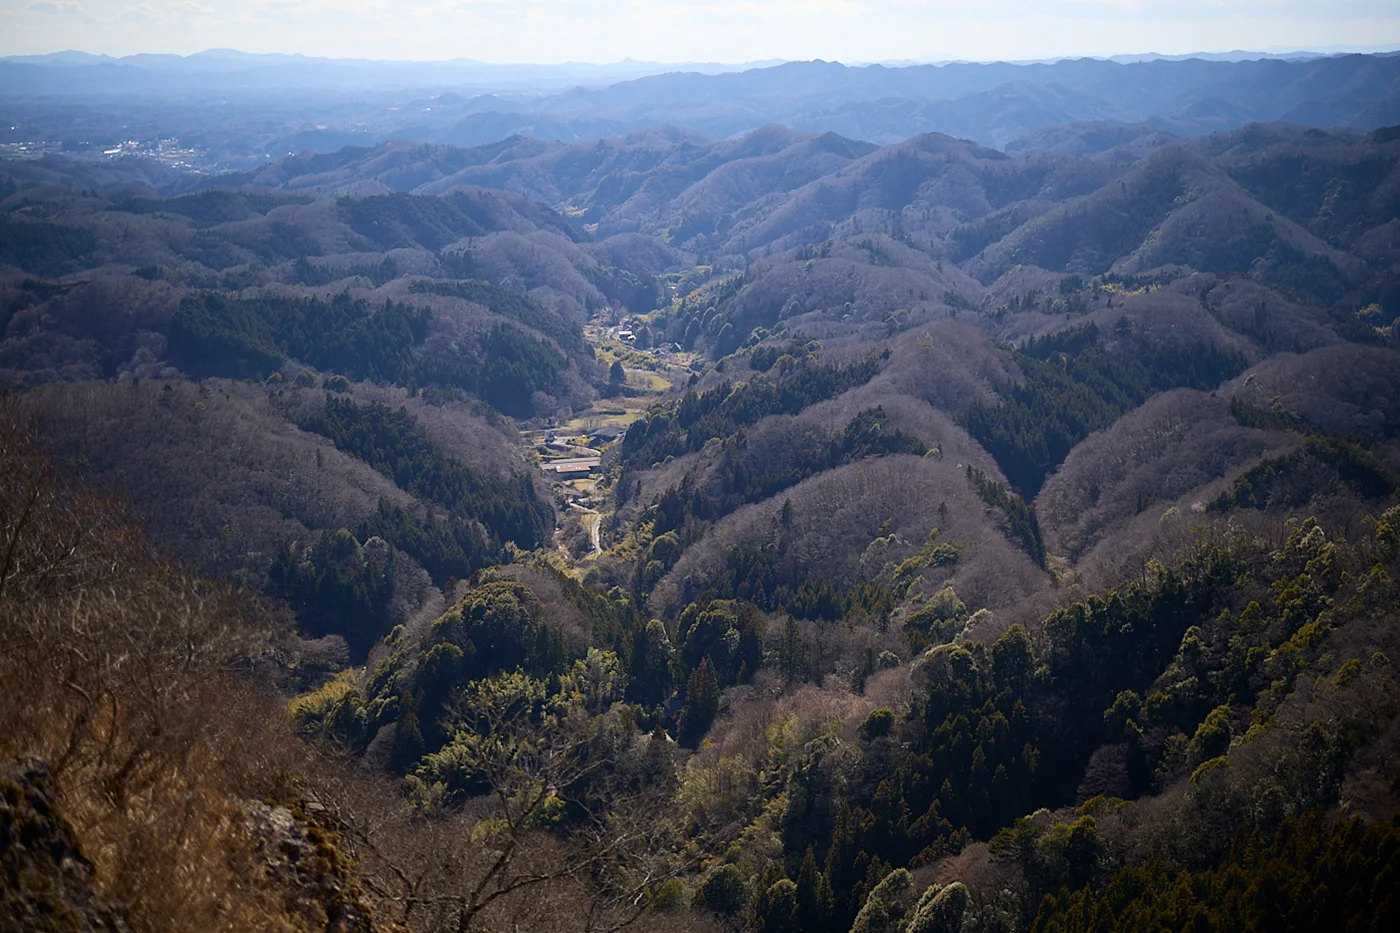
left=4, top=0, right=1400, bottom=64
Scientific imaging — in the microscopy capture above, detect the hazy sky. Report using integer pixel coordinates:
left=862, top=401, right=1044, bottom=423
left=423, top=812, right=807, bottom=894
left=5, top=0, right=1400, bottom=63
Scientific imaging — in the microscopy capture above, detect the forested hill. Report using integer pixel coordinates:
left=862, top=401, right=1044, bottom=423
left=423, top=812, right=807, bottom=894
left=133, top=120, right=1400, bottom=332
left=4, top=111, right=1400, bottom=933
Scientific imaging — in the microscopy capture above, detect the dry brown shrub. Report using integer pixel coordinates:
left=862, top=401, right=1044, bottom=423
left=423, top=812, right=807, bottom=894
left=0, top=389, right=316, bottom=932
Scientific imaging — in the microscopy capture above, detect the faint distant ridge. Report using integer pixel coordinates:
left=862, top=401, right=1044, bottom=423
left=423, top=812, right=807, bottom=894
left=9, top=45, right=1398, bottom=67
left=403, top=52, right=1400, bottom=149
left=0, top=49, right=786, bottom=90
left=1104, top=46, right=1400, bottom=63
left=854, top=48, right=1390, bottom=67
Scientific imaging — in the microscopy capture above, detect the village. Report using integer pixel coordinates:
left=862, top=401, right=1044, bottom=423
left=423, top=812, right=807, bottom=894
left=525, top=313, right=697, bottom=560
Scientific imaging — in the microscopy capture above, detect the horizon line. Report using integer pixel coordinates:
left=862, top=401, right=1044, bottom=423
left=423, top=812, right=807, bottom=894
left=6, top=44, right=1400, bottom=70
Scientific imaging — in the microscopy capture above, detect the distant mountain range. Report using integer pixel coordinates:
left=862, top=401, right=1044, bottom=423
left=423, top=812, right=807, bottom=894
left=447, top=54, right=1400, bottom=147
left=0, top=49, right=779, bottom=90
left=2, top=52, right=1398, bottom=163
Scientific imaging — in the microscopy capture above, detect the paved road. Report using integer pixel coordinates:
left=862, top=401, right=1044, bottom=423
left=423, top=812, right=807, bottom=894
left=577, top=505, right=602, bottom=553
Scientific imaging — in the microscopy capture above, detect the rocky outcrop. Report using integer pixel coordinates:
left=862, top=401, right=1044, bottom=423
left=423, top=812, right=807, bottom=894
left=1, top=757, right=383, bottom=933
left=0, top=758, right=128, bottom=933
left=244, top=799, right=380, bottom=933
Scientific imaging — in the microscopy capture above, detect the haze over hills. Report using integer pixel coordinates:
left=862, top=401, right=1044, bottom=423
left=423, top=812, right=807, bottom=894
left=4, top=50, right=1400, bottom=169
left=4, top=33, right=1400, bottom=933
left=0, top=48, right=785, bottom=88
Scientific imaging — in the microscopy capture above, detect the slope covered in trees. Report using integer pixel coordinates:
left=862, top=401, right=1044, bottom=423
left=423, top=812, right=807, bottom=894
left=21, top=377, right=548, bottom=663
left=0, top=174, right=658, bottom=416
left=959, top=325, right=1249, bottom=496
left=304, top=396, right=552, bottom=551
left=1033, top=813, right=1399, bottom=933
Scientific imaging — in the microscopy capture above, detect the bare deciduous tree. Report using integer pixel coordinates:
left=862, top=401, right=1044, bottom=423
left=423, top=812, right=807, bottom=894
left=328, top=669, right=697, bottom=933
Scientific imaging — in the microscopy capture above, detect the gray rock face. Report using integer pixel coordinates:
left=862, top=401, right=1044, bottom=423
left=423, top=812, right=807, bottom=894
left=243, top=800, right=380, bottom=933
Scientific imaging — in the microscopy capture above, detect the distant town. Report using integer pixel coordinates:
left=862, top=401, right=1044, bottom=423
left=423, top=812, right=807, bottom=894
left=0, top=134, right=209, bottom=170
